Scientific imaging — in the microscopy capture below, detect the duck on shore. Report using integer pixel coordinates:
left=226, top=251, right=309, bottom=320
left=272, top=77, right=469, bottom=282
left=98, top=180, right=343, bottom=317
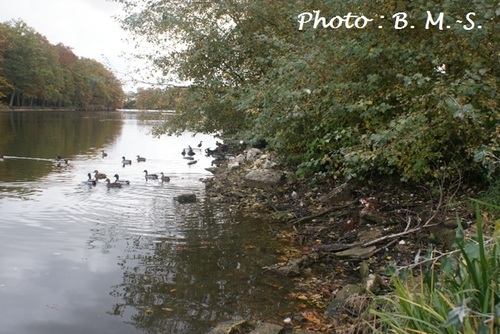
left=101, top=150, right=108, bottom=157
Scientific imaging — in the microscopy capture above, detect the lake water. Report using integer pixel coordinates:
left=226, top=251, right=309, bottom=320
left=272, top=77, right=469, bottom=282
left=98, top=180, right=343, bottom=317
left=0, top=110, right=296, bottom=334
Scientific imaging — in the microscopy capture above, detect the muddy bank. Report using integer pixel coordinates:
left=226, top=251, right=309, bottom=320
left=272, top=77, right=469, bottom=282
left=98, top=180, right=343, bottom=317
left=202, top=145, right=476, bottom=333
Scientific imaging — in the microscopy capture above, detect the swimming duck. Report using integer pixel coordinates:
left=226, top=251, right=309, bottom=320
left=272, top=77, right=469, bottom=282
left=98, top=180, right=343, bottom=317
left=160, top=172, right=170, bottom=182
left=136, top=155, right=146, bottom=162
left=113, top=174, right=130, bottom=185
left=197, top=140, right=203, bottom=148
left=101, top=150, right=108, bottom=157
left=187, top=160, right=198, bottom=166
left=105, top=178, right=122, bottom=188
left=122, top=156, right=132, bottom=165
left=56, top=159, right=68, bottom=167
left=94, top=170, right=107, bottom=180
left=143, top=170, right=158, bottom=180
left=56, top=156, right=68, bottom=166
left=85, top=173, right=97, bottom=186
left=181, top=149, right=186, bottom=156
left=187, top=147, right=195, bottom=156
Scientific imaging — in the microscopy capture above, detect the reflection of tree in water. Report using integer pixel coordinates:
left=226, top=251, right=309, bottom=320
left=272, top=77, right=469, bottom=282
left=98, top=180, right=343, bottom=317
left=106, top=200, right=296, bottom=334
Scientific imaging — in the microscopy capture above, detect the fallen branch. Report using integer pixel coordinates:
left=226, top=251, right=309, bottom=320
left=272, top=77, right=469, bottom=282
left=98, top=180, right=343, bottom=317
left=287, top=200, right=356, bottom=225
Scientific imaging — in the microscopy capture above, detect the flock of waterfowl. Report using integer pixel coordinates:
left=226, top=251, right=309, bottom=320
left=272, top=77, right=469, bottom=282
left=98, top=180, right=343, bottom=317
left=79, top=153, right=171, bottom=189
left=1, top=140, right=214, bottom=190
left=77, top=141, right=206, bottom=189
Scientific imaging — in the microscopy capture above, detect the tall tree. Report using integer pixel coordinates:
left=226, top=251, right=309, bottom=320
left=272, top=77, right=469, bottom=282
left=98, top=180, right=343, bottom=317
left=113, top=0, right=499, bottom=181
left=0, top=23, right=13, bottom=100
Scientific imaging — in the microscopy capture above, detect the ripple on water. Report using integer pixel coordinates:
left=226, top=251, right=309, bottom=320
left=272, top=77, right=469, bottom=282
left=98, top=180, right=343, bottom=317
left=62, top=176, right=207, bottom=241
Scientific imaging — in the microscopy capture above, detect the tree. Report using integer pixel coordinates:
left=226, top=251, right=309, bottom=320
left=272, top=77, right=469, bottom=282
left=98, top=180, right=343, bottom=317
left=113, top=0, right=499, bottom=182
left=0, top=19, right=125, bottom=110
left=0, top=23, right=13, bottom=100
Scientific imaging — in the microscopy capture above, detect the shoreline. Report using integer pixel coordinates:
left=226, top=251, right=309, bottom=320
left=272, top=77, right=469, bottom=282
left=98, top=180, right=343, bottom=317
left=203, top=144, right=478, bottom=332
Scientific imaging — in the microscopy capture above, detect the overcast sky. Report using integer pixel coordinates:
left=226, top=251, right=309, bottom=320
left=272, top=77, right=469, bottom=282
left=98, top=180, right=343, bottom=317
left=0, top=0, right=141, bottom=91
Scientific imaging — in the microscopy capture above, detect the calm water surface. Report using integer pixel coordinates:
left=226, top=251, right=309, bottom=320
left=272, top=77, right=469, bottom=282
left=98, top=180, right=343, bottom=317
left=0, top=111, right=296, bottom=334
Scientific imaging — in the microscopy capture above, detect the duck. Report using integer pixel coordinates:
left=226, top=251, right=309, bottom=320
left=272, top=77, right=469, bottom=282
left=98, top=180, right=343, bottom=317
left=85, top=173, right=97, bottom=186
left=181, top=149, right=186, bottom=156
left=105, top=178, right=122, bottom=188
left=160, top=172, right=170, bottom=182
left=113, top=174, right=130, bottom=185
left=187, top=146, right=195, bottom=156
left=143, top=170, right=158, bottom=180
left=197, top=140, right=203, bottom=148
left=55, top=156, right=68, bottom=166
left=94, top=170, right=107, bottom=180
left=122, top=156, right=132, bottom=165
left=101, top=150, right=108, bottom=157
left=187, top=160, right=198, bottom=166
left=56, top=159, right=68, bottom=167
left=205, top=148, right=216, bottom=156
left=136, top=155, right=146, bottom=162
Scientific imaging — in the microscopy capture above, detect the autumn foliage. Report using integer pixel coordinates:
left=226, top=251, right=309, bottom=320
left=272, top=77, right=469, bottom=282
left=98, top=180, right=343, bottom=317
left=0, top=20, right=124, bottom=110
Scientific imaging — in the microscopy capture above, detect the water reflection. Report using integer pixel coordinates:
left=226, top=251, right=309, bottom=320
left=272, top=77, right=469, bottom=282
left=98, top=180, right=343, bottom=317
left=107, top=208, right=293, bottom=333
left=0, top=110, right=295, bottom=334
left=0, top=110, right=122, bottom=182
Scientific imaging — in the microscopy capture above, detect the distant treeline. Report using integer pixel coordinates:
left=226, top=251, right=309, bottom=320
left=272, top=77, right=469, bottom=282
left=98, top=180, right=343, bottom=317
left=125, top=86, right=187, bottom=110
left=0, top=20, right=124, bottom=110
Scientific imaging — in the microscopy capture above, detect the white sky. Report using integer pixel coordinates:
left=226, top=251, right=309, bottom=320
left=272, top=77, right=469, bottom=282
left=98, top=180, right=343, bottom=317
left=0, top=0, right=142, bottom=92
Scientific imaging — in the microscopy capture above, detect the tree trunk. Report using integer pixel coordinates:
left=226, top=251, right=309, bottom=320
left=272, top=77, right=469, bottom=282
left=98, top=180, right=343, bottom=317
left=9, top=88, right=15, bottom=107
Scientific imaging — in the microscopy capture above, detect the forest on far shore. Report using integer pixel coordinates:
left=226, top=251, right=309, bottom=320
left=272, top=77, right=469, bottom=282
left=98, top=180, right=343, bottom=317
left=0, top=20, right=124, bottom=111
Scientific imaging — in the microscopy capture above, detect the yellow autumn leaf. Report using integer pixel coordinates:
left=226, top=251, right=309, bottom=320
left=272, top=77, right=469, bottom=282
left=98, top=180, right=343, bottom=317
left=301, top=311, right=321, bottom=324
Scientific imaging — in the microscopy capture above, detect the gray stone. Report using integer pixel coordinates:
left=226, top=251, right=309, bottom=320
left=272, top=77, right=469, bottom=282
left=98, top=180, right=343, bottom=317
left=246, top=148, right=262, bottom=161
left=205, top=167, right=219, bottom=174
left=244, top=169, right=284, bottom=189
left=334, top=246, right=376, bottom=259
left=325, top=284, right=364, bottom=316
left=357, top=227, right=384, bottom=244
left=174, top=193, right=197, bottom=203
left=364, top=273, right=383, bottom=295
left=249, top=322, right=283, bottom=333
left=261, top=159, right=277, bottom=169
left=359, top=208, right=388, bottom=225
left=319, top=183, right=353, bottom=205
left=227, top=161, right=240, bottom=170
left=206, top=320, right=254, bottom=334
left=263, top=257, right=305, bottom=277
left=234, top=154, right=246, bottom=164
